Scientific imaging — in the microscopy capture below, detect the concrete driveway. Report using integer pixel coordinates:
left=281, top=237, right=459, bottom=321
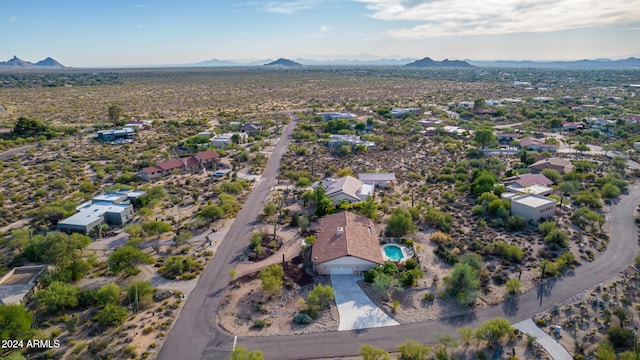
left=330, top=275, right=399, bottom=331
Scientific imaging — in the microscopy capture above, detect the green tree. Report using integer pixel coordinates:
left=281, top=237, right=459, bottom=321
left=373, top=272, right=397, bottom=301
left=262, top=203, right=277, bottom=217
left=79, top=180, right=96, bottom=194
left=557, top=180, right=581, bottom=194
left=611, top=155, right=627, bottom=173
left=475, top=318, right=514, bottom=347
left=230, top=345, right=264, bottom=360
left=96, top=283, right=121, bottom=306
left=574, top=143, right=591, bottom=154
left=143, top=221, right=173, bottom=252
left=231, top=133, right=242, bottom=144
left=13, top=117, right=48, bottom=137
left=108, top=105, right=123, bottom=127
left=444, top=263, right=480, bottom=307
left=357, top=196, right=380, bottom=221
left=571, top=208, right=605, bottom=229
left=457, top=326, right=474, bottom=346
left=470, top=170, right=498, bottom=195
left=197, top=204, right=224, bottom=222
left=360, top=344, right=390, bottom=360
left=306, top=284, right=335, bottom=318
left=315, top=196, right=335, bottom=217
left=0, top=304, right=34, bottom=342
left=259, top=264, right=284, bottom=295
left=505, top=278, right=522, bottom=295
left=173, top=231, right=193, bottom=246
left=94, top=303, right=129, bottom=327
left=396, top=339, right=431, bottom=360
left=541, top=169, right=561, bottom=184
left=474, top=128, right=496, bottom=148
left=544, top=229, right=569, bottom=249
left=23, top=231, right=91, bottom=281
left=386, top=207, right=417, bottom=237
left=108, top=245, right=154, bottom=275
left=607, top=326, right=635, bottom=351
left=595, top=341, right=616, bottom=360
left=35, top=281, right=80, bottom=313
left=602, top=183, right=621, bottom=198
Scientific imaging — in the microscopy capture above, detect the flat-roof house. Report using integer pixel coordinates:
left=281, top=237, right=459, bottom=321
left=390, top=107, right=421, bottom=117
left=327, top=134, right=375, bottom=149
left=358, top=173, right=396, bottom=187
left=211, top=132, right=247, bottom=148
left=311, top=212, right=384, bottom=275
left=518, top=137, right=559, bottom=152
left=96, top=128, right=136, bottom=143
left=316, top=176, right=374, bottom=204
left=418, top=118, right=443, bottom=128
left=318, top=111, right=358, bottom=121
left=505, top=193, right=557, bottom=222
left=529, top=157, right=575, bottom=174
left=58, top=192, right=138, bottom=235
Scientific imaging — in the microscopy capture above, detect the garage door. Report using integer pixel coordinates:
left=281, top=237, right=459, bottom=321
left=330, top=267, right=353, bottom=275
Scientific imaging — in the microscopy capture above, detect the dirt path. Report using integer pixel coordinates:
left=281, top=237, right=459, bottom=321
left=234, top=228, right=302, bottom=278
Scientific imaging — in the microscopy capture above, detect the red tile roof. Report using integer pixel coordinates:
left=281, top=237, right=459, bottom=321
left=504, top=173, right=554, bottom=187
left=312, top=212, right=384, bottom=266
left=196, top=150, right=220, bottom=161
left=157, top=158, right=185, bottom=171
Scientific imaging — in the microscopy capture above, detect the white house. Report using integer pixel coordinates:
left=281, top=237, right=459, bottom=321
left=210, top=132, right=247, bottom=148
left=506, top=193, right=557, bottom=222
left=312, top=212, right=384, bottom=275
left=390, top=107, right=421, bottom=117
left=315, top=176, right=374, bottom=204
left=318, top=111, right=358, bottom=121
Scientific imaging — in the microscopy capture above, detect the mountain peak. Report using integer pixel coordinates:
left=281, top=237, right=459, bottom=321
left=263, top=58, right=302, bottom=67
left=0, top=56, right=67, bottom=68
left=406, top=57, right=473, bottom=68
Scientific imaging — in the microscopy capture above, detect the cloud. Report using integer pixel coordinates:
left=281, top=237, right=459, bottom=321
left=320, top=25, right=334, bottom=33
left=135, top=4, right=147, bottom=8
left=356, top=0, right=640, bottom=38
left=264, top=0, right=320, bottom=14
left=136, top=24, right=149, bottom=29
left=9, top=15, right=16, bottom=22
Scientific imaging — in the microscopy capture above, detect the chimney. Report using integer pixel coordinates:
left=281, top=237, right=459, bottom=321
left=336, top=227, right=343, bottom=236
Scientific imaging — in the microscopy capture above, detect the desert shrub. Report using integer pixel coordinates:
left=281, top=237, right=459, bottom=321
left=252, top=319, right=267, bottom=329
left=405, top=259, right=418, bottom=270
left=430, top=231, right=452, bottom=245
left=506, top=216, right=527, bottom=231
left=293, top=313, right=313, bottom=325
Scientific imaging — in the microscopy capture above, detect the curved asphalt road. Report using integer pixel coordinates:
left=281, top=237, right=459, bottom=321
left=159, top=119, right=640, bottom=360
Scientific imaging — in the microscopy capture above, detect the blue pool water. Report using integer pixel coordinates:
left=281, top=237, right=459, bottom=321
left=384, top=245, right=404, bottom=261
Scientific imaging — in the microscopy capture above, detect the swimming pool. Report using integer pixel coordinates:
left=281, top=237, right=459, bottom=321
left=383, top=245, right=404, bottom=261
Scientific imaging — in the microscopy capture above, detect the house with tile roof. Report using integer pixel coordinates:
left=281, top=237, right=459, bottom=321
left=529, top=157, right=575, bottom=174
left=139, top=150, right=220, bottom=180
left=315, top=176, right=374, bottom=205
left=311, top=212, right=384, bottom=275
left=504, top=173, right=554, bottom=196
left=518, top=137, right=559, bottom=152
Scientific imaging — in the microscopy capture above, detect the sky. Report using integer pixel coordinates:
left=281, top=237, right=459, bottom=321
left=2, top=0, right=640, bottom=67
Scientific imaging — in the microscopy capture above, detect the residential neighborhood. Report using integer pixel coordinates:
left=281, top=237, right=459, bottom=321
left=0, top=64, right=639, bottom=360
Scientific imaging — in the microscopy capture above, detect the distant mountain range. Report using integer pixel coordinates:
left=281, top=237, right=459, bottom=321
left=468, top=57, right=640, bottom=69
left=405, top=57, right=474, bottom=68
left=0, top=56, right=66, bottom=68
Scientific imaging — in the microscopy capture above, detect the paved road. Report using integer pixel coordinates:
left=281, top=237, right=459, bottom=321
left=514, top=319, right=572, bottom=360
left=0, top=144, right=36, bottom=160
left=158, top=116, right=640, bottom=360
left=158, top=115, right=298, bottom=360
left=235, top=186, right=640, bottom=359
